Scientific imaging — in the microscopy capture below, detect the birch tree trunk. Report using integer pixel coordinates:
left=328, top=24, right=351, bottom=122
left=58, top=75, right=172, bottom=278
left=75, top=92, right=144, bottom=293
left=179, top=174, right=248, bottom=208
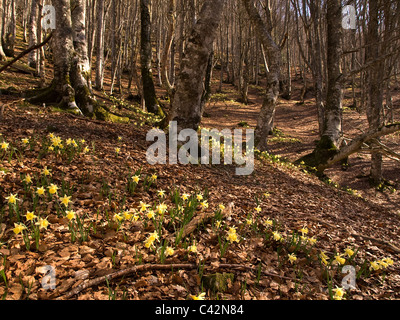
left=242, top=0, right=281, bottom=152
left=169, top=0, right=226, bottom=132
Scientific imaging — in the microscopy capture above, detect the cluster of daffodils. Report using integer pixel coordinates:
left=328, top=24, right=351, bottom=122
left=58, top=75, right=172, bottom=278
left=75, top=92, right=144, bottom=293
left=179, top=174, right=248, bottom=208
left=144, top=231, right=160, bottom=249
left=369, top=257, right=394, bottom=271
left=226, top=226, right=239, bottom=243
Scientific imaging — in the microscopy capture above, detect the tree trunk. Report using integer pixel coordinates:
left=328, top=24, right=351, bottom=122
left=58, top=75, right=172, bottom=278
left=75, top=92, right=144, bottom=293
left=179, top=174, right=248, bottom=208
left=28, top=0, right=39, bottom=68
left=366, top=0, right=384, bottom=184
left=27, top=0, right=96, bottom=116
left=95, top=0, right=105, bottom=90
left=242, top=0, right=281, bottom=152
left=323, top=0, right=343, bottom=148
left=169, top=0, right=226, bottom=132
left=0, top=2, right=6, bottom=60
left=140, top=0, right=159, bottom=114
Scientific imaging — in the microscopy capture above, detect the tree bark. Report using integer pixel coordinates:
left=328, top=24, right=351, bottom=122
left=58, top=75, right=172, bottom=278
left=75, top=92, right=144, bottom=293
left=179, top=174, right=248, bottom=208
left=140, top=0, right=159, bottom=114
left=169, top=0, right=227, bottom=132
left=242, top=0, right=281, bottom=152
left=94, top=0, right=105, bottom=90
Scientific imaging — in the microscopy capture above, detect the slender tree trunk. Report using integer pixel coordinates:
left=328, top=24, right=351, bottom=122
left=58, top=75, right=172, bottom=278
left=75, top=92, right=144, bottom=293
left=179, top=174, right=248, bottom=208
left=366, top=0, right=384, bottom=184
left=28, top=0, right=38, bottom=68
left=322, top=0, right=343, bottom=148
left=169, top=0, right=227, bottom=132
left=0, top=1, right=6, bottom=60
left=140, top=0, right=159, bottom=114
left=95, top=0, right=105, bottom=90
left=242, top=0, right=281, bottom=152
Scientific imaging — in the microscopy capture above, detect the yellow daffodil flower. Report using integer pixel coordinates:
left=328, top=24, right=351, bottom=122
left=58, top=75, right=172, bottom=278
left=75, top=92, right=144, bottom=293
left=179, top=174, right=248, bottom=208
left=36, top=218, right=49, bottom=230
left=1, top=142, right=9, bottom=150
left=191, top=292, right=206, bottom=300
left=288, top=253, right=297, bottom=264
left=36, top=186, right=45, bottom=196
left=165, top=247, right=175, bottom=257
left=26, top=211, right=37, bottom=221
left=344, top=248, right=355, bottom=258
left=60, top=195, right=71, bottom=207
left=13, top=223, right=26, bottom=234
left=48, top=184, right=58, bottom=195
left=332, top=287, right=345, bottom=300
left=132, top=175, right=140, bottom=184
left=66, top=210, right=76, bottom=221
left=6, top=193, right=19, bottom=205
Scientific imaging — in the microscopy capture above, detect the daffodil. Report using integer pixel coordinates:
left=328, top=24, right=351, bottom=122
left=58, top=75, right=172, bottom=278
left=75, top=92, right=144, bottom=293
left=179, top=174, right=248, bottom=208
left=196, top=194, right=203, bottom=201
left=36, top=218, right=49, bottom=230
left=308, top=237, right=317, bottom=245
left=219, top=204, right=225, bottom=211
left=299, top=226, right=309, bottom=236
left=6, top=193, right=19, bottom=205
left=272, top=231, right=282, bottom=241
left=369, top=261, right=381, bottom=271
left=132, top=175, right=140, bottom=184
left=146, top=210, right=155, bottom=219
left=48, top=184, right=58, bottom=195
left=191, top=292, right=206, bottom=300
left=13, top=223, right=26, bottom=235
left=157, top=189, right=166, bottom=198
left=288, top=253, right=297, bottom=264
left=344, top=248, right=355, bottom=258
left=1, top=141, right=9, bottom=150
left=181, top=193, right=190, bottom=201
left=36, top=186, right=45, bottom=196
left=165, top=247, right=175, bottom=257
left=60, top=195, right=72, bottom=207
left=123, top=211, right=133, bottom=220
left=139, top=201, right=150, bottom=212
left=255, top=206, right=262, bottom=213
left=115, top=147, right=120, bottom=154
left=334, top=254, right=346, bottom=265
left=150, top=174, right=157, bottom=181
left=200, top=201, right=209, bottom=209
left=66, top=210, right=76, bottom=221
left=264, top=218, right=273, bottom=227
left=21, top=138, right=29, bottom=145
left=114, top=213, right=124, bottom=222
left=156, top=203, right=168, bottom=215
left=188, top=243, right=197, bottom=253
left=23, top=174, right=33, bottom=184
left=378, top=260, right=389, bottom=269
left=25, top=211, right=37, bottom=221
left=382, top=257, right=394, bottom=266
left=215, top=221, right=222, bottom=229
left=332, top=287, right=345, bottom=300
left=42, top=167, right=51, bottom=176
left=246, top=218, right=253, bottom=225
left=83, top=146, right=90, bottom=153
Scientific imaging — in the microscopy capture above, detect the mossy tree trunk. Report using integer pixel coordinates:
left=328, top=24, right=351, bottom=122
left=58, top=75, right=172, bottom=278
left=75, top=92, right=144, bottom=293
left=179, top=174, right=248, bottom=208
left=28, top=0, right=96, bottom=116
left=296, top=0, right=343, bottom=171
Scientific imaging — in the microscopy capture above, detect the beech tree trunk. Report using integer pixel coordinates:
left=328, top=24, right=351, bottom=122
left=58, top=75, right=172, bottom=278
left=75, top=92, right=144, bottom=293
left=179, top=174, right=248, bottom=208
left=28, top=0, right=96, bottom=116
left=0, top=3, right=6, bottom=60
left=140, top=0, right=159, bottom=114
left=242, top=0, right=281, bottom=152
left=366, top=0, right=384, bottom=184
left=169, top=0, right=227, bottom=132
left=28, top=0, right=38, bottom=68
left=95, top=0, right=105, bottom=90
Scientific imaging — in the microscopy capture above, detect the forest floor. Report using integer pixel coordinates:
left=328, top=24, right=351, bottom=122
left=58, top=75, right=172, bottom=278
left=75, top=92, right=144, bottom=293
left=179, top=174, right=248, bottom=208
left=0, top=37, right=400, bottom=301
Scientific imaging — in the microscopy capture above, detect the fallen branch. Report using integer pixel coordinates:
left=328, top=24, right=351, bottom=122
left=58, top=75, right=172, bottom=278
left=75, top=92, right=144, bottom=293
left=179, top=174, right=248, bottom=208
left=318, top=123, right=400, bottom=172
left=0, top=32, right=53, bottom=74
left=56, top=260, right=307, bottom=300
left=177, top=202, right=234, bottom=240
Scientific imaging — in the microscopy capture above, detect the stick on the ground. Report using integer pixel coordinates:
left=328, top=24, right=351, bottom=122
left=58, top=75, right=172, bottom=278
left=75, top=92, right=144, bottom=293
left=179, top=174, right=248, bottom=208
left=0, top=32, right=53, bottom=74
